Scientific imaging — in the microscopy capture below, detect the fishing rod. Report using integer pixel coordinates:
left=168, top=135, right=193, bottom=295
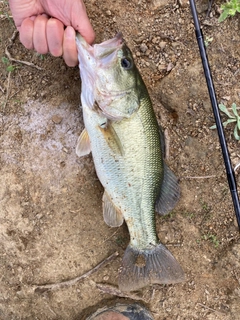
left=189, top=0, right=240, bottom=230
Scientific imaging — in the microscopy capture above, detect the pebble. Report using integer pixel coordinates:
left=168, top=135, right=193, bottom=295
left=167, top=62, right=174, bottom=72
left=159, top=41, right=167, bottom=49
left=151, top=0, right=169, bottom=10
left=140, top=43, right=148, bottom=53
left=158, top=64, right=166, bottom=71
left=178, top=0, right=189, bottom=7
left=152, top=37, right=158, bottom=44
left=62, top=147, right=69, bottom=154
left=51, top=115, right=63, bottom=124
left=196, top=0, right=209, bottom=13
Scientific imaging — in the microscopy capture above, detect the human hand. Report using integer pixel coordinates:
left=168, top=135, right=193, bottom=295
left=9, top=0, right=95, bottom=66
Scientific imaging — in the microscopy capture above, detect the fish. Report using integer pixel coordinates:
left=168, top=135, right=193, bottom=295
left=76, top=33, right=184, bottom=292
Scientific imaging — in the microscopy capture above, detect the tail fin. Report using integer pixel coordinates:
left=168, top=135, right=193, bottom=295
left=118, top=244, right=184, bottom=292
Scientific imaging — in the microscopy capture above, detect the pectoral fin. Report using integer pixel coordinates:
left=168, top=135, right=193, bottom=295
left=102, top=191, right=124, bottom=227
left=76, top=128, right=91, bottom=157
left=99, top=122, right=124, bottom=156
left=155, top=162, right=180, bottom=215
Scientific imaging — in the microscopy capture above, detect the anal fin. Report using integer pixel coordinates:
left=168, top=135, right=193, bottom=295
left=102, top=191, right=124, bottom=227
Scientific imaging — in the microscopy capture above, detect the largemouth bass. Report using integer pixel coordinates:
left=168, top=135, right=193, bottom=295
left=76, top=33, right=184, bottom=291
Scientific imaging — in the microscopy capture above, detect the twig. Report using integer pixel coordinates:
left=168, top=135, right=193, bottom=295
left=9, top=89, right=20, bottom=100
left=96, top=283, right=148, bottom=302
left=76, top=228, right=120, bottom=255
left=101, top=228, right=120, bottom=245
left=181, top=175, right=216, bottom=180
left=166, top=242, right=183, bottom=247
left=33, top=251, right=119, bottom=293
left=234, top=162, right=240, bottom=173
left=196, top=302, right=225, bottom=315
left=0, top=85, right=4, bottom=93
left=0, top=14, right=13, bottom=19
left=5, top=30, right=43, bottom=70
left=206, top=0, right=214, bottom=18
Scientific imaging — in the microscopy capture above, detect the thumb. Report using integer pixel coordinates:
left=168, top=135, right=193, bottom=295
left=51, top=1, right=95, bottom=44
left=68, top=1, right=95, bottom=44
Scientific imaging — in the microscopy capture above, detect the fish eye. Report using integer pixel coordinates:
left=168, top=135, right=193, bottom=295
left=121, top=57, right=132, bottom=70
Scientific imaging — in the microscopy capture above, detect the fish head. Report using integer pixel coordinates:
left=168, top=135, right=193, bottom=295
left=76, top=33, right=141, bottom=120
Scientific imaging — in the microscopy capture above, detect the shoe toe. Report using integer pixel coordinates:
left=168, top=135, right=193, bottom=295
left=87, top=303, right=154, bottom=320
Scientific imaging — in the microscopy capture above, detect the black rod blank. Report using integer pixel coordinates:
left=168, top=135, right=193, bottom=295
left=189, top=0, right=240, bottom=230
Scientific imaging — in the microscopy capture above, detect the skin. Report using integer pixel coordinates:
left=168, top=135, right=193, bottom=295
left=9, top=0, right=95, bottom=66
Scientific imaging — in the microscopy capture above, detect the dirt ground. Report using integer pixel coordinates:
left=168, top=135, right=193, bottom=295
left=1, top=0, right=240, bottom=319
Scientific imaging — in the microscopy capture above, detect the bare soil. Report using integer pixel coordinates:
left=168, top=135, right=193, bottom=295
left=1, top=0, right=240, bottom=319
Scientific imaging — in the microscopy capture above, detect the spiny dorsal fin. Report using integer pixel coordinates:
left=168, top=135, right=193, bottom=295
left=102, top=191, right=124, bottom=227
left=155, top=162, right=180, bottom=215
left=76, top=128, right=91, bottom=157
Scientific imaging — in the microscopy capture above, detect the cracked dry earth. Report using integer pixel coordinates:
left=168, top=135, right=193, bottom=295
left=1, top=0, right=240, bottom=319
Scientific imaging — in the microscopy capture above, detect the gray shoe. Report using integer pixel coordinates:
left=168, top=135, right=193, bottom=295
left=87, top=303, right=154, bottom=320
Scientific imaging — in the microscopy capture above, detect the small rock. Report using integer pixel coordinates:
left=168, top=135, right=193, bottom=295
left=196, top=0, right=209, bottom=13
left=159, top=41, right=167, bottom=50
left=60, top=161, right=66, bottom=168
left=167, top=62, right=174, bottom=72
left=62, top=147, right=69, bottom=154
left=151, top=0, right=169, bottom=10
left=140, top=43, right=148, bottom=53
left=178, top=0, right=189, bottom=7
left=152, top=37, right=158, bottom=44
left=106, top=10, right=111, bottom=16
left=51, top=115, right=63, bottom=124
left=36, top=213, right=43, bottom=220
left=222, top=96, right=230, bottom=101
left=158, top=64, right=166, bottom=71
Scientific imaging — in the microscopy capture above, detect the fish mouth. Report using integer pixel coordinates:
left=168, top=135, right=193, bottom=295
left=76, top=32, right=123, bottom=62
left=94, top=33, right=123, bottom=56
